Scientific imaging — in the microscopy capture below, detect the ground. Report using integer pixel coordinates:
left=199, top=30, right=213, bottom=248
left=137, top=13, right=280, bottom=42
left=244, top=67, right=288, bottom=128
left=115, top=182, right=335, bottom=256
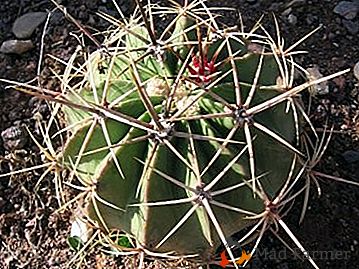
left=0, top=0, right=358, bottom=268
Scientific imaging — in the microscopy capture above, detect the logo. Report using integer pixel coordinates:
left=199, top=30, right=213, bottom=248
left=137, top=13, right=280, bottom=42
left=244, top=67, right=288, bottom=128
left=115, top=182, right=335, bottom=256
left=219, top=249, right=252, bottom=268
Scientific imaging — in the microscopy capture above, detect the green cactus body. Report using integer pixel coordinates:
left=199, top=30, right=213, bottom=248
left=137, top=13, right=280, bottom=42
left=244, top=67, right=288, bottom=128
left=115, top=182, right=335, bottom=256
left=60, top=6, right=300, bottom=260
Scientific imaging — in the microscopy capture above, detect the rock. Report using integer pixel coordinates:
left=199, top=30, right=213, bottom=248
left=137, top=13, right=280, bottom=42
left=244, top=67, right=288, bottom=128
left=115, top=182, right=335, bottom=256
left=354, top=61, right=359, bottom=80
left=12, top=12, right=47, bottom=39
left=342, top=150, right=359, bottom=163
left=285, top=0, right=306, bottom=8
left=333, top=76, right=346, bottom=90
left=306, top=65, right=329, bottom=95
left=0, top=197, right=5, bottom=208
left=70, top=217, right=90, bottom=243
left=342, top=19, right=359, bottom=34
left=306, top=14, right=318, bottom=25
left=269, top=3, right=281, bottom=11
left=1, top=126, right=28, bottom=151
left=0, top=40, right=34, bottom=55
left=282, top=8, right=292, bottom=17
left=288, top=14, right=298, bottom=25
left=331, top=56, right=346, bottom=69
left=85, top=0, right=98, bottom=9
left=333, top=1, right=359, bottom=20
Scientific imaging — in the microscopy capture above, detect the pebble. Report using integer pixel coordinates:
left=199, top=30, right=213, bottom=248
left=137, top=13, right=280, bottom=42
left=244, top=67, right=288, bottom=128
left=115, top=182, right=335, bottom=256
left=1, top=126, right=28, bottom=151
left=342, top=150, right=359, bottom=163
left=70, top=217, right=90, bottom=242
left=342, top=19, right=359, bottom=34
left=306, top=14, right=318, bottom=25
left=0, top=40, right=34, bottom=55
left=333, top=76, right=346, bottom=90
left=85, top=0, right=98, bottom=9
left=333, top=1, right=359, bottom=20
left=12, top=12, right=47, bottom=39
left=288, top=14, right=298, bottom=25
left=354, top=61, right=359, bottom=80
left=49, top=10, right=63, bottom=26
left=269, top=3, right=281, bottom=11
left=331, top=56, right=346, bottom=69
left=285, top=0, right=306, bottom=8
left=306, top=65, right=329, bottom=95
left=282, top=8, right=292, bottom=17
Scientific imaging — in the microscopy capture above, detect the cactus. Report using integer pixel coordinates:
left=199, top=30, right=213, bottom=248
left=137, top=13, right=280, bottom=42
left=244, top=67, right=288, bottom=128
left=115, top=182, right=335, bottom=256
left=1, top=0, right=350, bottom=268
left=57, top=1, right=350, bottom=266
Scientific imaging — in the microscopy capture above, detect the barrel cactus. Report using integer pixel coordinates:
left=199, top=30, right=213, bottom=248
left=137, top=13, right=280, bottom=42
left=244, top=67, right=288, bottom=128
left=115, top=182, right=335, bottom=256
left=17, top=1, right=348, bottom=268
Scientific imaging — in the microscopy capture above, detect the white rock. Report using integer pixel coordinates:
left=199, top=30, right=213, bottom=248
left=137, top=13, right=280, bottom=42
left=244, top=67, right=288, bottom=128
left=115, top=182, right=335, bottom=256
left=354, top=61, right=359, bottom=80
left=306, top=65, right=329, bottom=95
left=70, top=217, right=91, bottom=243
left=288, top=14, right=298, bottom=25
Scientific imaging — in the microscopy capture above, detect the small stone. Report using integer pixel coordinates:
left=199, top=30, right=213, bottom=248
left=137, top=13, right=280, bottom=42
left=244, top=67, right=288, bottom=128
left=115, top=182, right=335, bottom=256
left=86, top=0, right=98, bottom=9
left=333, top=76, right=346, bottom=90
left=88, top=14, right=96, bottom=25
left=342, top=150, right=359, bottom=163
left=71, top=217, right=90, bottom=243
left=333, top=1, right=359, bottom=20
left=306, top=14, right=318, bottom=25
left=354, top=61, right=359, bottom=80
left=282, top=8, right=292, bottom=17
left=285, top=0, right=306, bottom=8
left=269, top=3, right=281, bottom=11
left=49, top=10, right=63, bottom=26
left=306, top=65, right=329, bottom=95
left=12, top=12, right=47, bottom=39
left=331, top=56, right=346, bottom=68
left=1, top=126, right=28, bottom=151
left=342, top=19, right=359, bottom=34
left=328, top=32, right=336, bottom=40
left=288, top=14, right=298, bottom=25
left=0, top=40, right=34, bottom=55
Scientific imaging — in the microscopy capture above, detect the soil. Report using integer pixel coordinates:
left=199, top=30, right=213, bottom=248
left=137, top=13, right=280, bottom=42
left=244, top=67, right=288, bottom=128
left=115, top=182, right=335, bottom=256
left=0, top=0, right=358, bottom=269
